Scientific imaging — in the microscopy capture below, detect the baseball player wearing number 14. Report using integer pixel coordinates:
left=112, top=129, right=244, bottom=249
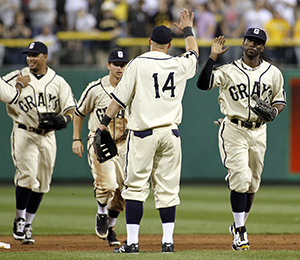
left=197, top=28, right=286, bottom=250
left=98, top=9, right=198, bottom=253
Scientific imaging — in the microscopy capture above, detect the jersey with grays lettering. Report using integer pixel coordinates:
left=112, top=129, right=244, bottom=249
left=111, top=50, right=198, bottom=131
left=76, top=75, right=127, bottom=143
left=3, top=67, right=76, bottom=128
left=209, top=58, right=286, bottom=121
left=0, top=77, right=20, bottom=104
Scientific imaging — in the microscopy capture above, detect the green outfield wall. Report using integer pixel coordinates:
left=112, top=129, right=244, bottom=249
left=0, top=68, right=297, bottom=183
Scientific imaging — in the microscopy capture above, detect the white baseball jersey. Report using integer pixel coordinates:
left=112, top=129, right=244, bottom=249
left=3, top=67, right=76, bottom=193
left=76, top=74, right=126, bottom=212
left=3, top=67, right=76, bottom=128
left=209, top=58, right=286, bottom=121
left=112, top=50, right=198, bottom=131
left=0, top=77, right=20, bottom=104
left=76, top=74, right=127, bottom=143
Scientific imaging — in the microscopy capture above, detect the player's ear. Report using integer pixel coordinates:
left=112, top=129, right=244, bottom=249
left=261, top=45, right=265, bottom=52
left=167, top=42, right=171, bottom=50
left=106, top=62, right=110, bottom=70
left=148, top=38, right=152, bottom=46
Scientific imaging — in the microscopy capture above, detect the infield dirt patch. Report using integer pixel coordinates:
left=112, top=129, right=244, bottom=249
left=1, top=234, right=299, bottom=252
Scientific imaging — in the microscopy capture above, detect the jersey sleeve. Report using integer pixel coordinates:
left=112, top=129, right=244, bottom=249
left=76, top=80, right=100, bottom=117
left=271, top=67, right=286, bottom=106
left=177, top=50, right=198, bottom=80
left=57, top=76, right=77, bottom=113
left=0, top=77, right=20, bottom=104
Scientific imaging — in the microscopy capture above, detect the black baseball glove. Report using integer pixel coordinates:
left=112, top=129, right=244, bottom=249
left=249, top=95, right=278, bottom=122
left=38, top=113, right=68, bottom=131
left=93, top=128, right=118, bottom=163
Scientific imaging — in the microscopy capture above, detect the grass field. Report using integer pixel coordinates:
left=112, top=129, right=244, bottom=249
left=1, top=183, right=300, bottom=259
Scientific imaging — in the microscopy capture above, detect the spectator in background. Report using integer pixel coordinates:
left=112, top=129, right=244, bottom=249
left=0, top=19, right=8, bottom=67
left=7, top=11, right=32, bottom=65
left=56, top=0, right=67, bottom=31
left=0, top=0, right=21, bottom=28
left=64, top=0, right=89, bottom=31
left=28, top=0, right=57, bottom=37
left=94, top=1, right=122, bottom=68
left=34, top=25, right=61, bottom=66
left=244, top=0, right=272, bottom=30
left=219, top=0, right=246, bottom=61
left=266, top=0, right=297, bottom=27
left=111, top=0, right=128, bottom=37
left=148, top=0, right=173, bottom=35
left=293, top=7, right=300, bottom=66
left=264, top=6, right=291, bottom=64
left=195, top=0, right=217, bottom=64
left=127, top=0, right=149, bottom=57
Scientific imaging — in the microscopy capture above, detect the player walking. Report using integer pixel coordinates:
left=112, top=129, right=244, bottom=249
left=3, top=41, right=76, bottom=244
left=72, top=49, right=128, bottom=246
left=98, top=9, right=198, bottom=253
left=197, top=28, right=286, bottom=250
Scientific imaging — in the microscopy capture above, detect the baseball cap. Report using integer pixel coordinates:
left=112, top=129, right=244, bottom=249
left=108, top=49, right=128, bottom=63
left=150, top=25, right=172, bottom=44
left=22, top=41, right=48, bottom=54
left=244, top=28, right=267, bottom=45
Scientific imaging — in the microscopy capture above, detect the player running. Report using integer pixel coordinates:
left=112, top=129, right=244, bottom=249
left=72, top=49, right=128, bottom=246
left=196, top=28, right=286, bottom=250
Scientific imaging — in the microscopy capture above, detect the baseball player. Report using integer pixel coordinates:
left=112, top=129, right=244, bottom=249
left=0, top=74, right=30, bottom=103
left=98, top=9, right=198, bottom=253
left=72, top=49, right=128, bottom=246
left=196, top=28, right=286, bottom=250
left=3, top=41, right=76, bottom=245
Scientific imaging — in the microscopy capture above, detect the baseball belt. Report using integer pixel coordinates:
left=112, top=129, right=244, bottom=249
left=18, top=123, right=51, bottom=135
left=231, top=119, right=265, bottom=129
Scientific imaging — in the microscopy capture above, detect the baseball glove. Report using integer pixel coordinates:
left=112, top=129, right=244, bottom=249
left=38, top=113, right=68, bottom=131
left=93, top=128, right=118, bottom=163
left=249, top=95, right=278, bottom=122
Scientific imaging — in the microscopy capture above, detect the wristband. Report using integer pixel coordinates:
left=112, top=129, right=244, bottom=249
left=16, top=82, right=24, bottom=88
left=273, top=107, right=278, bottom=117
left=101, top=114, right=112, bottom=127
left=183, top=26, right=194, bottom=38
left=73, top=139, right=81, bottom=142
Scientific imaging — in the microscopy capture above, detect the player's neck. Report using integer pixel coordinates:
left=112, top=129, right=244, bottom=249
left=242, top=56, right=261, bottom=68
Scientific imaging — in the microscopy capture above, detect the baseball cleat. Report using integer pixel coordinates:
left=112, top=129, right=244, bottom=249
left=95, top=213, right=108, bottom=239
left=107, top=227, right=121, bottom=246
left=113, top=240, right=139, bottom=253
left=13, top=217, right=26, bottom=240
left=161, top=242, right=174, bottom=253
left=231, top=225, right=250, bottom=251
left=23, top=224, right=35, bottom=245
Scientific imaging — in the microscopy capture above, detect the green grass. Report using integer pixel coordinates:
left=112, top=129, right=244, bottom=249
left=1, top=184, right=300, bottom=259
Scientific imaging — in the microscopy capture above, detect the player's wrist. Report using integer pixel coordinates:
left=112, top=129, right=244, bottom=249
left=273, top=107, right=278, bottom=117
left=183, top=26, right=194, bottom=38
left=73, top=138, right=81, bottom=142
left=101, top=114, right=112, bottom=127
left=16, top=81, right=24, bottom=88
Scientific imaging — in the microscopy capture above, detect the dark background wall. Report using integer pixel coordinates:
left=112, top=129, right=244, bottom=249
left=0, top=68, right=297, bottom=184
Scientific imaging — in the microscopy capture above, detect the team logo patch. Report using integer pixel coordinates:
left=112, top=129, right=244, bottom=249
left=29, top=43, right=35, bottom=49
left=117, top=51, right=124, bottom=58
left=253, top=29, right=260, bottom=35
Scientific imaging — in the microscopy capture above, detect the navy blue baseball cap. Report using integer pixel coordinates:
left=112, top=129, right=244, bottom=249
left=150, top=25, right=172, bottom=44
left=108, top=49, right=128, bottom=63
left=244, top=28, right=267, bottom=45
left=22, top=41, right=48, bottom=54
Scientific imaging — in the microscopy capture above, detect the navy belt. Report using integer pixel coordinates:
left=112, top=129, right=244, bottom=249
left=18, top=124, right=49, bottom=135
left=231, top=119, right=265, bottom=129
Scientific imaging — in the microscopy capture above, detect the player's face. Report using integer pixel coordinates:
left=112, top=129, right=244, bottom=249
left=108, top=62, right=127, bottom=80
left=26, top=53, right=47, bottom=73
left=243, top=37, right=265, bottom=59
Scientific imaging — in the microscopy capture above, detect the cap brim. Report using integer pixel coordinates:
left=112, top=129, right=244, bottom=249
left=22, top=50, right=46, bottom=54
left=108, top=59, right=128, bottom=63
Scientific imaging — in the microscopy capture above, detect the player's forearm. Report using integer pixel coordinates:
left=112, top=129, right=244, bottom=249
left=73, top=114, right=84, bottom=140
left=100, top=99, right=122, bottom=128
left=197, top=58, right=215, bottom=90
left=273, top=104, right=285, bottom=115
left=184, top=29, right=199, bottom=57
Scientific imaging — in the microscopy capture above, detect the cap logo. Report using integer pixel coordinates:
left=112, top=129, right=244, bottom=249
left=117, top=51, right=123, bottom=58
left=29, top=43, right=35, bottom=49
left=253, top=28, right=260, bottom=35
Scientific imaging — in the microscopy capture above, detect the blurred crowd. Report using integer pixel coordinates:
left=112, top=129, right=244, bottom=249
left=1, top=0, right=300, bottom=68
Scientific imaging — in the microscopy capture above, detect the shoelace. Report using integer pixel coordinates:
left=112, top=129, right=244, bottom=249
left=25, top=226, right=33, bottom=238
left=17, top=221, right=25, bottom=232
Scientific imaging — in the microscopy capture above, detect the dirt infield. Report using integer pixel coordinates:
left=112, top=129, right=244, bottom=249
left=1, top=234, right=300, bottom=252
